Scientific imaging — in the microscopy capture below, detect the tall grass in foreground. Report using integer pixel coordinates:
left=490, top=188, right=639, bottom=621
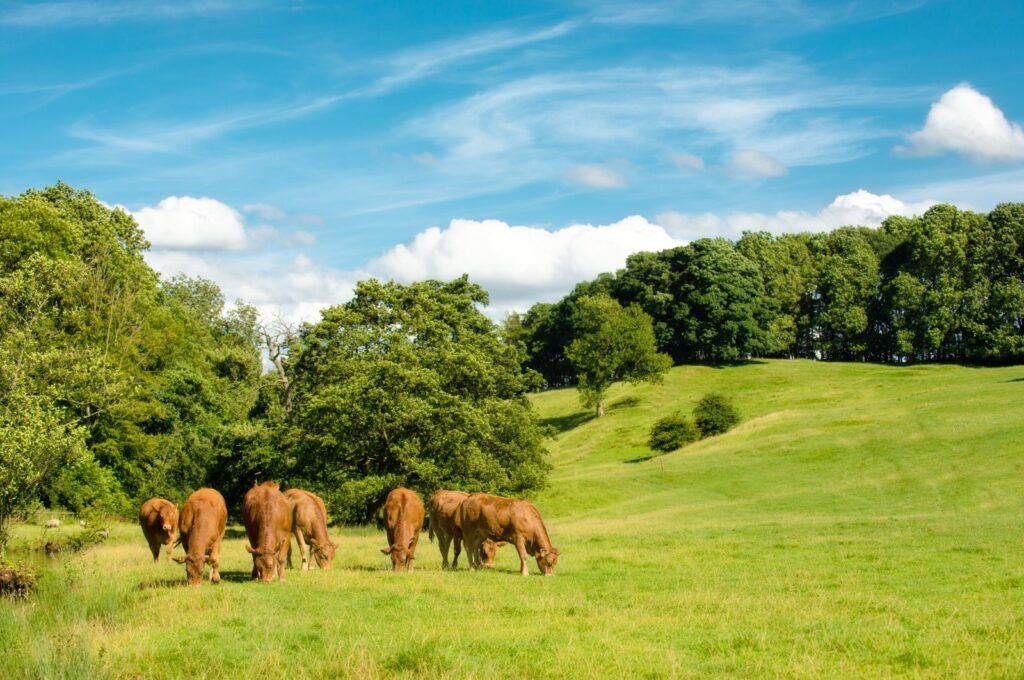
left=1, top=360, right=1022, bottom=678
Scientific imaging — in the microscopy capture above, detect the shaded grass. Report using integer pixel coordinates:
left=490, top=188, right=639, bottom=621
left=2, top=360, right=1023, bottom=678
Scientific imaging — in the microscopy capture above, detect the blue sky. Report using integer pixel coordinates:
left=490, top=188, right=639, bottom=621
left=2, top=0, right=1023, bottom=320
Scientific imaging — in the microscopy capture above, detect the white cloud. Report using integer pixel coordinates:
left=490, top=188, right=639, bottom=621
left=144, top=249, right=357, bottom=326
left=670, top=152, right=705, bottom=172
left=133, top=196, right=248, bottom=250
left=564, top=164, right=628, bottom=188
left=368, top=215, right=682, bottom=315
left=243, top=202, right=286, bottom=220
left=657, top=189, right=935, bottom=240
left=902, top=84, right=1024, bottom=162
left=731, top=149, right=787, bottom=177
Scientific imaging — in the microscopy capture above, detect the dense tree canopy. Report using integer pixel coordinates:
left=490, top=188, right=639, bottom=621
left=286, top=277, right=549, bottom=523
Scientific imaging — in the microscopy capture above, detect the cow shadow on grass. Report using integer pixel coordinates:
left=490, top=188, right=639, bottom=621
left=136, top=570, right=253, bottom=590
left=1001, top=377, right=1024, bottom=383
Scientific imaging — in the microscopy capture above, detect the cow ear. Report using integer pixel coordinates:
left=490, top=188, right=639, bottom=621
left=495, top=541, right=507, bottom=547
left=537, top=547, right=548, bottom=558
left=204, top=556, right=216, bottom=565
left=172, top=555, right=187, bottom=564
left=309, top=537, right=319, bottom=548
left=380, top=547, right=392, bottom=555
left=245, top=545, right=258, bottom=554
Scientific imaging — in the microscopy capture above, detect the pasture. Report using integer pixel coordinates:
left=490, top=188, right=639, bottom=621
left=1, top=360, right=1023, bottom=678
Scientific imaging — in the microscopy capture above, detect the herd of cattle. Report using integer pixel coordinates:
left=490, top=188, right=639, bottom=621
left=138, top=482, right=560, bottom=586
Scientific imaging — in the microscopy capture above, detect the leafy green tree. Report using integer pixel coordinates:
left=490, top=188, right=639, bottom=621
left=287, top=277, right=549, bottom=522
left=665, top=239, right=773, bottom=361
left=648, top=413, right=700, bottom=452
left=693, top=393, right=740, bottom=437
left=565, top=294, right=671, bottom=417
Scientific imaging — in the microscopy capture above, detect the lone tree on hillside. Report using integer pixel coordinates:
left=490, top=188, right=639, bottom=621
left=566, top=294, right=672, bottom=417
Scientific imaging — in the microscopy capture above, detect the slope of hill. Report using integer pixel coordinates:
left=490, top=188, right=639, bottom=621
left=1, top=360, right=1022, bottom=678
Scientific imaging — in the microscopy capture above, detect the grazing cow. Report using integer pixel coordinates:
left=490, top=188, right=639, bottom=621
left=138, top=498, right=179, bottom=563
left=283, top=488, right=336, bottom=570
left=427, top=490, right=505, bottom=570
left=461, top=493, right=560, bottom=576
left=173, top=488, right=227, bottom=586
left=380, top=487, right=424, bottom=573
left=242, top=481, right=293, bottom=582
left=44, top=519, right=60, bottom=529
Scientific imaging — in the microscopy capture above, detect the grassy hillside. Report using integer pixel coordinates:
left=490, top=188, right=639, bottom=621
left=2, top=360, right=1022, bottom=678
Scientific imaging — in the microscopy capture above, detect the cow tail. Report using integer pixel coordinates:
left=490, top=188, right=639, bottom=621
left=428, top=515, right=435, bottom=543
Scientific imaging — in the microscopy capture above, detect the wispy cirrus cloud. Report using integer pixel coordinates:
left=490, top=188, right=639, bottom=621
left=0, top=0, right=254, bottom=27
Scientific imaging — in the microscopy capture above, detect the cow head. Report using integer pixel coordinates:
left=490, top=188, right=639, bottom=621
left=380, top=543, right=411, bottom=572
left=479, top=539, right=506, bottom=568
left=245, top=545, right=276, bottom=582
left=310, top=538, right=337, bottom=570
left=172, top=554, right=207, bottom=586
left=535, top=546, right=560, bottom=576
left=158, top=505, right=177, bottom=536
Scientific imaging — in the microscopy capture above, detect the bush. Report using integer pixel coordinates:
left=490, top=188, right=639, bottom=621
left=0, top=563, right=36, bottom=599
left=648, top=413, right=700, bottom=452
left=693, top=393, right=740, bottom=437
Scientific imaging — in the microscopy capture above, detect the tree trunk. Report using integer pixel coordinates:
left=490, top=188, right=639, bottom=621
left=596, top=402, right=604, bottom=417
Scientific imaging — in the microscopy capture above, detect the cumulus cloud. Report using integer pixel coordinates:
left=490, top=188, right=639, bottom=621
left=670, top=152, right=705, bottom=172
left=144, top=249, right=358, bottom=325
left=731, top=149, right=788, bottom=177
left=133, top=196, right=248, bottom=250
left=902, top=84, right=1024, bottom=162
left=368, top=215, right=683, bottom=314
left=563, top=164, right=628, bottom=188
left=657, top=189, right=935, bottom=240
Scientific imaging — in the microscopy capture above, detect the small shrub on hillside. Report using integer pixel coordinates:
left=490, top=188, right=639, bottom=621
left=648, top=413, right=700, bottom=453
left=694, top=393, right=740, bottom=437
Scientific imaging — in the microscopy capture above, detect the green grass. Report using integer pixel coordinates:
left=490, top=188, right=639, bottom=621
left=2, top=360, right=1023, bottom=678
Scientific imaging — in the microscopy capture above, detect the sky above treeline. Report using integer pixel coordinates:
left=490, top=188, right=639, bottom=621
left=2, top=0, right=1023, bottom=320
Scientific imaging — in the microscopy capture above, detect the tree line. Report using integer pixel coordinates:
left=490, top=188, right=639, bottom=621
left=509, top=203, right=1024, bottom=387
left=0, top=184, right=546, bottom=553
left=2, top=184, right=1021, bottom=553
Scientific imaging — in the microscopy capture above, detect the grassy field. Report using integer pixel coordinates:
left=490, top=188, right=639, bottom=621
left=1, top=360, right=1023, bottom=678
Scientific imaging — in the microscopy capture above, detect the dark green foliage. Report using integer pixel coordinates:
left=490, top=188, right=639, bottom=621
left=287, top=277, right=550, bottom=523
left=0, top=564, right=36, bottom=599
left=0, top=184, right=263, bottom=545
left=693, top=393, right=740, bottom=437
left=565, top=294, right=672, bottom=416
left=648, top=413, right=700, bottom=452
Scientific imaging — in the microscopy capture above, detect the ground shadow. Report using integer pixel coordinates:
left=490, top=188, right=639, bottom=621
left=609, top=395, right=641, bottom=410
left=704, top=359, right=768, bottom=369
left=1000, top=377, right=1024, bottom=383
left=215, top=570, right=253, bottom=583
left=540, top=411, right=593, bottom=434
left=624, top=455, right=655, bottom=464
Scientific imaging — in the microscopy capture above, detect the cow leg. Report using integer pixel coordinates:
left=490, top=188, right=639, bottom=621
left=465, top=534, right=480, bottom=570
left=164, top=540, right=173, bottom=564
left=209, top=540, right=222, bottom=584
left=408, top=531, right=420, bottom=574
left=296, top=529, right=310, bottom=571
left=148, top=539, right=161, bottom=562
left=277, top=541, right=288, bottom=582
left=438, top=533, right=451, bottom=570
left=452, top=535, right=462, bottom=570
left=515, top=537, right=530, bottom=577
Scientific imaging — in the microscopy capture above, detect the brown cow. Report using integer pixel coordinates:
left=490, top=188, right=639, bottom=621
left=172, top=488, right=227, bottom=586
left=242, top=481, right=293, bottom=582
left=138, top=498, right=178, bottom=563
left=380, top=487, right=424, bottom=573
left=427, top=490, right=505, bottom=570
left=461, top=493, right=560, bottom=576
left=283, top=488, right=336, bottom=570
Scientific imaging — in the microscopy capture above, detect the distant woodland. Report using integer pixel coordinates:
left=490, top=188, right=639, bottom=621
left=1, top=184, right=1021, bottom=549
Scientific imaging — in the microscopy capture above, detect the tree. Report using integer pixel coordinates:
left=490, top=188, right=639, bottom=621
left=286, top=277, right=549, bottom=522
left=565, top=294, right=671, bottom=417
left=665, top=239, right=773, bottom=361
